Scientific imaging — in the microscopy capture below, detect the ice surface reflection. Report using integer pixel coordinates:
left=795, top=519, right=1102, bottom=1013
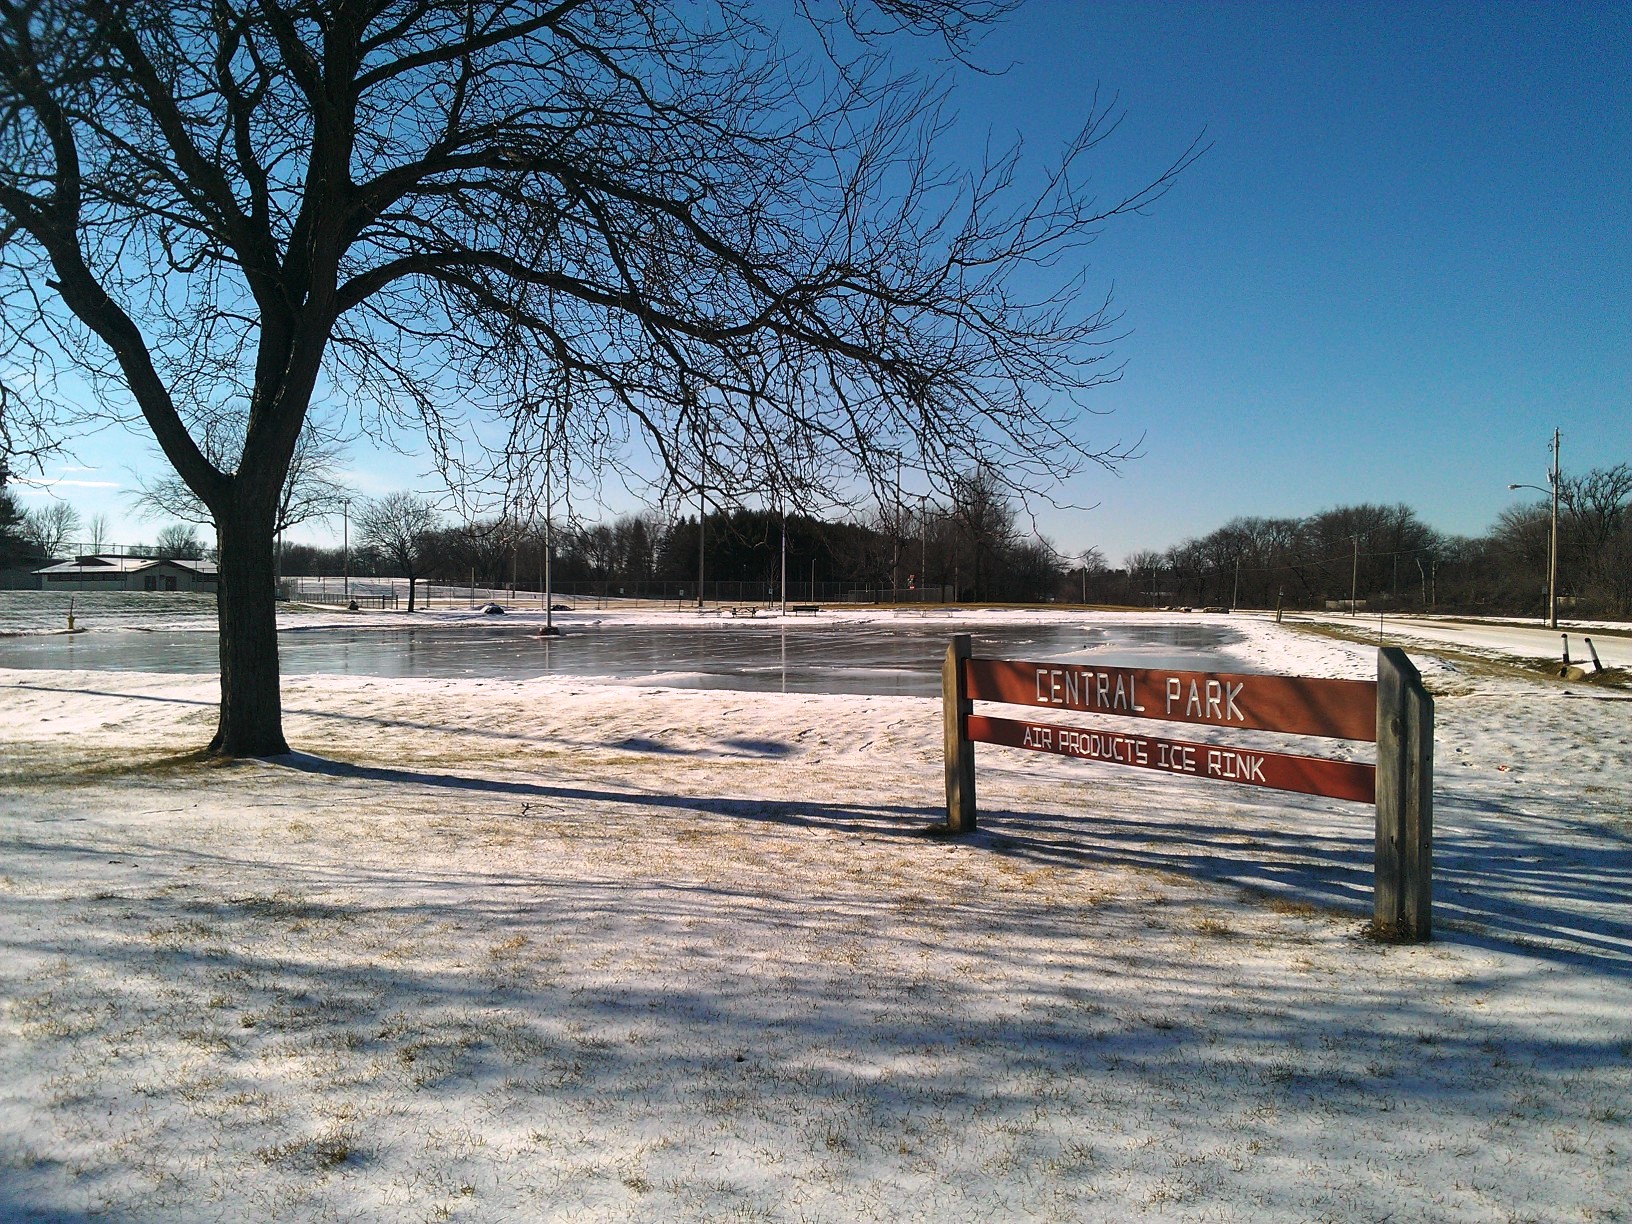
left=0, top=619, right=1253, bottom=696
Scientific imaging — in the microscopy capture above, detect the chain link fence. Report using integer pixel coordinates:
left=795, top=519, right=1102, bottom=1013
left=282, top=576, right=955, bottom=609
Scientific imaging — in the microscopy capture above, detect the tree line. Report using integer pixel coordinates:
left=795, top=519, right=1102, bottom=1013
left=280, top=469, right=1063, bottom=607
left=1080, top=466, right=1631, bottom=617
left=6, top=458, right=1628, bottom=617
left=293, top=459, right=1632, bottom=617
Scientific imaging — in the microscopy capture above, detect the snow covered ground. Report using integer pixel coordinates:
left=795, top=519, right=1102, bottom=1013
left=1285, top=609, right=1632, bottom=671
left=1, top=605, right=1628, bottom=1221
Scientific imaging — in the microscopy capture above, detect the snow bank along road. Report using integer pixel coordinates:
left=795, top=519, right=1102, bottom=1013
left=1, top=609, right=1628, bottom=1222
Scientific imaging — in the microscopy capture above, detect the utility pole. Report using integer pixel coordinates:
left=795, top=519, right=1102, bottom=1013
left=920, top=494, right=928, bottom=600
left=341, top=498, right=350, bottom=600
left=1548, top=426, right=1560, bottom=630
left=1350, top=534, right=1360, bottom=616
left=891, top=453, right=902, bottom=603
left=1232, top=558, right=1240, bottom=611
left=1507, top=427, right=1562, bottom=629
left=543, top=461, right=556, bottom=635
left=780, top=508, right=787, bottom=616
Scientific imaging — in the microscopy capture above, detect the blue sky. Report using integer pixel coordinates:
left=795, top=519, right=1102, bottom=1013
left=967, top=0, right=1630, bottom=561
left=18, top=0, right=1630, bottom=564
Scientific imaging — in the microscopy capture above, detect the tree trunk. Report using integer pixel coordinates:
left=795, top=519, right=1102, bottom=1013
left=209, top=508, right=289, bottom=756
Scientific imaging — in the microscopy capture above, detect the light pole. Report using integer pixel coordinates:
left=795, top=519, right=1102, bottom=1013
left=1350, top=534, right=1360, bottom=617
left=697, top=457, right=706, bottom=611
left=1507, top=427, right=1561, bottom=629
left=891, top=453, right=902, bottom=603
left=919, top=494, right=928, bottom=599
left=542, top=459, right=558, bottom=635
left=340, top=497, right=351, bottom=601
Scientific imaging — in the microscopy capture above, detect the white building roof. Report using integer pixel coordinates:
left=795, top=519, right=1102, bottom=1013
left=34, top=555, right=219, bottom=577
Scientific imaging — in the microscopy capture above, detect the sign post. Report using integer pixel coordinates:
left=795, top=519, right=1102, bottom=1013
left=1374, top=647, right=1433, bottom=940
left=942, top=634, right=976, bottom=832
left=942, top=641, right=1434, bottom=941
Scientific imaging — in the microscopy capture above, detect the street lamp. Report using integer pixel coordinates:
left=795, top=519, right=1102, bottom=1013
left=1507, top=427, right=1561, bottom=630
left=542, top=460, right=557, bottom=635
left=340, top=497, right=351, bottom=601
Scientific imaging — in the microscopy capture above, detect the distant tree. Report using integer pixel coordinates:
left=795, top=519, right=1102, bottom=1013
left=1299, top=503, right=1438, bottom=607
left=154, top=523, right=205, bottom=559
left=1489, top=502, right=1551, bottom=615
left=84, top=512, right=110, bottom=553
left=132, top=425, right=349, bottom=535
left=436, top=520, right=512, bottom=592
left=356, top=493, right=441, bottom=613
left=275, top=541, right=344, bottom=580
left=1557, top=465, right=1632, bottom=614
left=1125, top=550, right=1165, bottom=607
left=951, top=467, right=1020, bottom=601
left=20, top=500, right=81, bottom=558
left=997, top=537, right=1064, bottom=602
left=1062, top=546, right=1109, bottom=604
left=0, top=462, right=29, bottom=566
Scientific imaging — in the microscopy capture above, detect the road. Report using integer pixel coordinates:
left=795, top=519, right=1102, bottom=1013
left=1284, top=612, right=1632, bottom=670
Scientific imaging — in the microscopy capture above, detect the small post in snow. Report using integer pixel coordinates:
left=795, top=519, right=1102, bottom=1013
left=1585, top=637, right=1603, bottom=673
left=1375, top=647, right=1433, bottom=941
left=942, top=634, right=976, bottom=832
left=1561, top=634, right=1571, bottom=668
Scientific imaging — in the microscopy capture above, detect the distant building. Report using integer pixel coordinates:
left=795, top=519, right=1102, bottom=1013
left=34, top=555, right=219, bottom=594
left=1, top=553, right=49, bottom=590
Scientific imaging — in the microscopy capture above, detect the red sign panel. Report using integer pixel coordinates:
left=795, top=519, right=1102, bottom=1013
left=964, top=658, right=1377, bottom=742
left=966, top=714, right=1377, bottom=803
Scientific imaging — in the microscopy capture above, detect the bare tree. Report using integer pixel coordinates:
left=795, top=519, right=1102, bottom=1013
left=0, top=1, right=1198, bottom=754
left=1070, top=545, right=1107, bottom=603
left=0, top=460, right=28, bottom=565
left=84, top=510, right=108, bottom=552
left=132, top=423, right=350, bottom=536
left=20, top=498, right=80, bottom=558
left=154, top=522, right=204, bottom=559
left=355, top=492, right=440, bottom=613
left=950, top=465, right=1019, bottom=600
left=1559, top=464, right=1632, bottom=615
left=1125, top=549, right=1164, bottom=607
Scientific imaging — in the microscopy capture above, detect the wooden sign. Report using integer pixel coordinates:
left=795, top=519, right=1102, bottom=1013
left=940, top=636, right=1434, bottom=942
left=966, top=714, right=1376, bottom=803
left=964, top=658, right=1377, bottom=741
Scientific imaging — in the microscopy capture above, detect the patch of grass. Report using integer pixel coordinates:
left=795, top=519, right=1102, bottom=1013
left=822, top=1127, right=853, bottom=1154
left=0, top=744, right=226, bottom=788
left=1361, top=920, right=1428, bottom=944
left=255, top=1127, right=358, bottom=1171
left=1572, top=666, right=1630, bottom=688
left=1266, top=897, right=1319, bottom=918
left=1287, top=620, right=1630, bottom=689
left=224, top=893, right=332, bottom=922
